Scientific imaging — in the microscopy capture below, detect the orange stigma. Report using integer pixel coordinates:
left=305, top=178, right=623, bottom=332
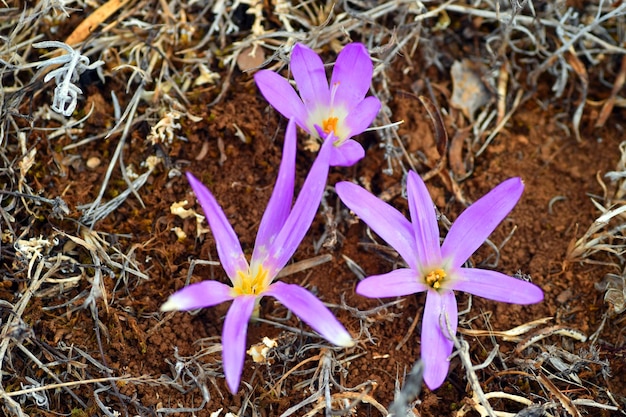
left=322, top=116, right=339, bottom=135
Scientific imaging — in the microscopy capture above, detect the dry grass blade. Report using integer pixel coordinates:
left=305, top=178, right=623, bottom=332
left=5, top=375, right=142, bottom=399
left=459, top=316, right=554, bottom=341
left=514, top=325, right=587, bottom=354
left=595, top=54, right=626, bottom=128
left=64, top=0, right=131, bottom=47
left=536, top=373, right=581, bottom=417
left=567, top=203, right=626, bottom=264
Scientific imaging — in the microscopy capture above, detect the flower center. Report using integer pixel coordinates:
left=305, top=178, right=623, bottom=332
left=231, top=265, right=270, bottom=297
left=425, top=268, right=447, bottom=290
left=322, top=116, right=339, bottom=135
left=320, top=81, right=343, bottom=142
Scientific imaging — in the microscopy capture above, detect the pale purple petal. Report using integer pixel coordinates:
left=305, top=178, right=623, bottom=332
left=265, top=132, right=333, bottom=273
left=328, top=138, right=364, bottom=167
left=441, top=177, right=524, bottom=269
left=343, top=96, right=381, bottom=138
left=421, top=290, right=457, bottom=390
left=330, top=43, right=374, bottom=110
left=222, top=295, right=257, bottom=393
left=291, top=43, right=330, bottom=108
left=187, top=172, right=247, bottom=280
left=314, top=123, right=329, bottom=139
left=253, top=119, right=297, bottom=261
left=266, top=281, right=353, bottom=347
left=161, top=281, right=233, bottom=311
left=356, top=268, right=428, bottom=298
left=407, top=171, right=443, bottom=271
left=451, top=268, right=544, bottom=304
left=254, top=70, right=308, bottom=129
left=335, top=181, right=418, bottom=270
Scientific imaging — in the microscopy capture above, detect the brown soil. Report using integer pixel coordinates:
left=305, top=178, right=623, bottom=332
left=2, top=2, right=626, bottom=417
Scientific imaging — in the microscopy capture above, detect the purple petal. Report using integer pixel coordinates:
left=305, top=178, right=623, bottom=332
left=335, top=181, right=418, bottom=270
left=222, top=295, right=257, bottom=393
left=407, top=171, right=443, bottom=271
left=451, top=268, right=544, bottom=304
left=266, top=281, right=353, bottom=347
left=253, top=119, right=297, bottom=261
left=421, top=290, right=457, bottom=390
left=291, top=43, right=330, bottom=108
left=343, top=96, right=381, bottom=138
left=356, top=268, right=428, bottom=298
left=314, top=123, right=329, bottom=139
left=329, top=138, right=365, bottom=167
left=330, top=43, right=374, bottom=110
left=266, top=132, right=333, bottom=272
left=161, top=281, right=233, bottom=311
left=187, top=172, right=247, bottom=280
left=254, top=70, right=309, bottom=130
left=441, top=177, right=524, bottom=269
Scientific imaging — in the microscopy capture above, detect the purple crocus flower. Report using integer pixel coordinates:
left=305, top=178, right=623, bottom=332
left=162, top=120, right=353, bottom=393
left=254, top=43, right=381, bottom=167
left=335, top=171, right=543, bottom=390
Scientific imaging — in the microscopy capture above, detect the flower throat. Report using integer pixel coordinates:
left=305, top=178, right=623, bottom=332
left=232, top=265, right=270, bottom=296
left=425, top=268, right=446, bottom=290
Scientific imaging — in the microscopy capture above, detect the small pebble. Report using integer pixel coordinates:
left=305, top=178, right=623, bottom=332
left=86, top=156, right=101, bottom=169
left=556, top=288, right=572, bottom=304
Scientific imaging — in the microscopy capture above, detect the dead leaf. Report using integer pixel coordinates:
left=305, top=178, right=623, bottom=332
left=450, top=59, right=491, bottom=121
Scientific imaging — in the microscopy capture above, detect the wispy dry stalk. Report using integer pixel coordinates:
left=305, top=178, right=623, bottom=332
left=275, top=348, right=381, bottom=417
left=568, top=141, right=626, bottom=267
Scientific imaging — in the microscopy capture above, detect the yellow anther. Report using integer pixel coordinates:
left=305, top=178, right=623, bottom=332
left=232, top=265, right=269, bottom=297
left=425, top=268, right=447, bottom=290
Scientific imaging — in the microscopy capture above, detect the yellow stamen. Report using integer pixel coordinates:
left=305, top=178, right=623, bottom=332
left=425, top=268, right=447, bottom=290
left=322, top=116, right=339, bottom=135
left=231, top=265, right=270, bottom=297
